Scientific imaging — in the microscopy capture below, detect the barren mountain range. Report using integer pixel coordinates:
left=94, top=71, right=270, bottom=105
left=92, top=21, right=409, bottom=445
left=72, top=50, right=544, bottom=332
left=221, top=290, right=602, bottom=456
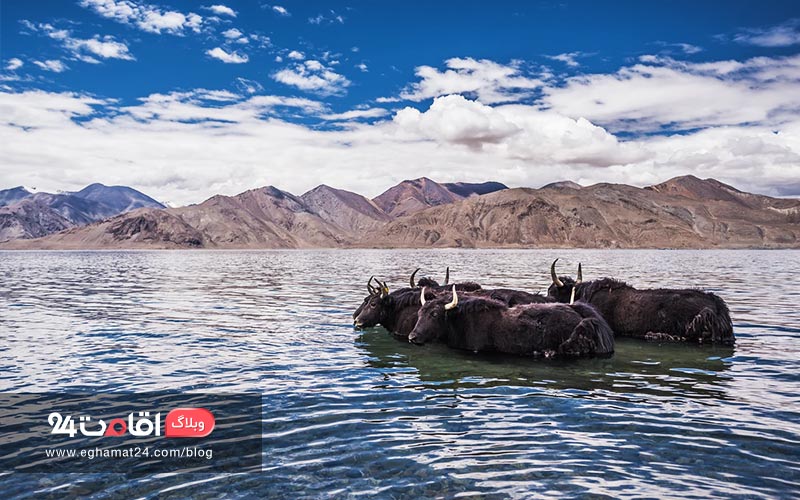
left=1, top=176, right=798, bottom=249
left=0, top=183, right=164, bottom=242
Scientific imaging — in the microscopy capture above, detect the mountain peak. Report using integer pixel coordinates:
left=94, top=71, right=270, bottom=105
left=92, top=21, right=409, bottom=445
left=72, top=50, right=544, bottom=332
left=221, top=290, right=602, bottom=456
left=373, top=178, right=461, bottom=217
left=443, top=181, right=508, bottom=197
left=646, top=176, right=746, bottom=205
left=0, top=186, right=33, bottom=207
left=541, top=180, right=582, bottom=190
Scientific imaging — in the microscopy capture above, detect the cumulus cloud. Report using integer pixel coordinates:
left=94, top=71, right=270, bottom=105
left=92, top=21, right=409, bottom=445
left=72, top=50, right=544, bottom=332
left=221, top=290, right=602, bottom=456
left=222, top=28, right=243, bottom=39
left=356, top=62, right=368, bottom=72
left=272, top=5, right=289, bottom=16
left=24, top=22, right=135, bottom=63
left=206, top=47, right=248, bottom=64
left=394, top=95, right=521, bottom=148
left=387, top=57, right=545, bottom=104
left=4, top=49, right=800, bottom=205
left=543, top=54, right=800, bottom=132
left=287, top=50, right=304, bottom=60
left=1, top=87, right=800, bottom=205
left=5, top=58, right=23, bottom=71
left=33, top=60, right=68, bottom=72
left=206, top=4, right=236, bottom=17
left=735, top=19, right=800, bottom=47
left=272, top=60, right=350, bottom=95
left=79, top=0, right=203, bottom=35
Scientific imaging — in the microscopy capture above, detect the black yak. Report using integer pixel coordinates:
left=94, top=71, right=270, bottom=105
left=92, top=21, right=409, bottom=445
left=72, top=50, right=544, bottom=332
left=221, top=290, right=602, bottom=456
left=408, top=286, right=614, bottom=358
left=353, top=268, right=552, bottom=338
left=353, top=271, right=482, bottom=338
left=547, top=259, right=734, bottom=345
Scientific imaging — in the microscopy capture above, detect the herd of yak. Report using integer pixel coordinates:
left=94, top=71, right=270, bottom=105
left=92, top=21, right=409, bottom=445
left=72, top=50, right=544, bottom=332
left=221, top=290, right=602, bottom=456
left=353, top=259, right=734, bottom=358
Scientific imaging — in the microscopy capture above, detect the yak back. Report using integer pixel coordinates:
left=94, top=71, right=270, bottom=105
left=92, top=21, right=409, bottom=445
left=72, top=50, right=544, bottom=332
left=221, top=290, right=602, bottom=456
left=484, top=288, right=552, bottom=306
left=579, top=279, right=733, bottom=343
left=445, top=299, right=609, bottom=356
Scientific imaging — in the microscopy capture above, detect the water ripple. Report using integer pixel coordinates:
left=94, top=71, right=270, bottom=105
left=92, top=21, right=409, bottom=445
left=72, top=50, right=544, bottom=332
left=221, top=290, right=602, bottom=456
left=1, top=249, right=799, bottom=498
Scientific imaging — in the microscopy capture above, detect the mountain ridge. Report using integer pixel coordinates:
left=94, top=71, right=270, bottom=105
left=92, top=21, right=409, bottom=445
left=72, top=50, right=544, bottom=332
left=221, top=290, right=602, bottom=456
left=1, top=176, right=798, bottom=249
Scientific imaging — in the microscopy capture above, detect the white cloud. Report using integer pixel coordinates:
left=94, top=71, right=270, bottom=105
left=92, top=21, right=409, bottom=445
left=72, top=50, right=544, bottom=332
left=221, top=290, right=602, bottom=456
left=33, top=60, right=68, bottom=72
left=221, top=28, right=250, bottom=45
left=676, top=43, right=702, bottom=54
left=321, top=108, right=389, bottom=121
left=4, top=51, right=800, bottom=206
left=234, top=77, right=263, bottom=94
left=394, top=95, right=521, bottom=147
left=543, top=54, right=800, bottom=132
left=248, top=34, right=270, bottom=47
left=272, top=5, right=289, bottom=16
left=654, top=41, right=703, bottom=55
left=2, top=87, right=800, bottom=206
left=206, top=47, right=248, bottom=64
left=222, top=28, right=243, bottom=39
left=25, top=22, right=135, bottom=63
left=206, top=4, right=236, bottom=17
left=546, top=52, right=583, bottom=67
left=5, top=58, right=23, bottom=71
left=287, top=50, right=304, bottom=60
left=79, top=0, right=203, bottom=35
left=272, top=60, right=350, bottom=95
left=356, top=62, right=368, bottom=72
left=308, top=10, right=344, bottom=25
left=735, top=19, right=800, bottom=47
left=390, top=57, right=545, bottom=104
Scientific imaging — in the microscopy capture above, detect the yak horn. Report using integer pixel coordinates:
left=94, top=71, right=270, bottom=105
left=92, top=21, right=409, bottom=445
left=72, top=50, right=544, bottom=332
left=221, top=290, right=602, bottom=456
left=367, top=276, right=378, bottom=295
left=444, top=285, right=458, bottom=310
left=410, top=268, right=420, bottom=288
left=381, top=281, right=390, bottom=297
left=551, top=259, right=564, bottom=287
left=420, top=286, right=427, bottom=306
left=444, top=266, right=450, bottom=285
left=570, top=263, right=582, bottom=304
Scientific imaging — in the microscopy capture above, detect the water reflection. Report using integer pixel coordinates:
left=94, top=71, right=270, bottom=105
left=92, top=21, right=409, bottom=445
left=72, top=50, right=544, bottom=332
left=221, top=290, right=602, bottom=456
left=358, top=329, right=735, bottom=401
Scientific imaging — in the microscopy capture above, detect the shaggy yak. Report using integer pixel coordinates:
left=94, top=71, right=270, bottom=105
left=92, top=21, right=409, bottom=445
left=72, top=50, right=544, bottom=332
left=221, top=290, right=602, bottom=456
left=408, top=286, right=614, bottom=358
left=353, top=271, right=482, bottom=338
left=547, top=259, right=734, bottom=345
left=353, top=269, right=552, bottom=338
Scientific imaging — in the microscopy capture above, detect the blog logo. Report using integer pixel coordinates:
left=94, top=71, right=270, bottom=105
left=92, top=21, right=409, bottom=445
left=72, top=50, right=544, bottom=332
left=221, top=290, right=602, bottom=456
left=47, top=408, right=215, bottom=438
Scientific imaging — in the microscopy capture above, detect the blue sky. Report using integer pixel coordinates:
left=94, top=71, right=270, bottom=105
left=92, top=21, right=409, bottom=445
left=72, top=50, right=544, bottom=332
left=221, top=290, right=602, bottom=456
left=1, top=1, right=799, bottom=204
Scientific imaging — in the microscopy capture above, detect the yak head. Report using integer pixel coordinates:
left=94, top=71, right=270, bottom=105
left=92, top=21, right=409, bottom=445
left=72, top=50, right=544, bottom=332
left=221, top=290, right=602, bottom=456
left=546, top=259, right=583, bottom=304
left=408, top=286, right=459, bottom=345
left=353, top=277, right=391, bottom=328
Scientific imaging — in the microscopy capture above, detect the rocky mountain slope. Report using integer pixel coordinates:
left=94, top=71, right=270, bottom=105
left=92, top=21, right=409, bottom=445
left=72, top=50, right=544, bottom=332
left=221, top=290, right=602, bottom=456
left=71, top=183, right=165, bottom=214
left=372, top=177, right=503, bottom=217
left=301, top=185, right=390, bottom=233
left=372, top=177, right=800, bottom=248
left=1, top=176, right=798, bottom=249
left=0, top=184, right=165, bottom=242
left=0, top=186, right=33, bottom=206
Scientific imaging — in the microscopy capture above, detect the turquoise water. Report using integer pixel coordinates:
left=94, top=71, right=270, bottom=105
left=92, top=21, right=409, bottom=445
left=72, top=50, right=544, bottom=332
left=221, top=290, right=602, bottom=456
left=1, top=249, right=798, bottom=498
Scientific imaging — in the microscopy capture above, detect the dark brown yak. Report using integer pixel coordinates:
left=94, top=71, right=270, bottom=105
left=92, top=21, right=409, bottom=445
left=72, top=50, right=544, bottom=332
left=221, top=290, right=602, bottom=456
left=547, top=259, right=734, bottom=345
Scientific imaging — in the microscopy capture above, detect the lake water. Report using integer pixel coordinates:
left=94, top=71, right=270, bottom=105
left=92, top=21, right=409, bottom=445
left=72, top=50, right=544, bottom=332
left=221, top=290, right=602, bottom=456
left=1, top=249, right=799, bottom=498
